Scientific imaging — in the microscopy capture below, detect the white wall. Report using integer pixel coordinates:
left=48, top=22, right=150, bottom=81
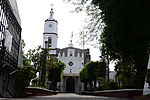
left=58, top=48, right=84, bottom=74
left=43, top=34, right=58, bottom=48
left=44, top=20, right=58, bottom=34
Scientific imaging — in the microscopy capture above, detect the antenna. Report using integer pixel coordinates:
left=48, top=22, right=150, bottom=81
left=81, top=31, right=85, bottom=49
left=83, top=31, right=85, bottom=49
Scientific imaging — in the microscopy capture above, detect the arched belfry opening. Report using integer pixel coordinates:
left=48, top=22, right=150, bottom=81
left=66, top=77, right=75, bottom=93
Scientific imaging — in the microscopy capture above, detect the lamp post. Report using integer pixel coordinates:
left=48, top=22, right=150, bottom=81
left=40, top=41, right=48, bottom=87
left=34, top=58, right=39, bottom=72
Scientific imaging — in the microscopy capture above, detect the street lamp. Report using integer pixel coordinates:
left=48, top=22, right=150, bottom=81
left=40, top=41, right=48, bottom=87
left=34, top=58, right=39, bottom=71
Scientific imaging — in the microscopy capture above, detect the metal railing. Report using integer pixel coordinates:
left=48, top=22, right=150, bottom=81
left=0, top=46, right=17, bottom=97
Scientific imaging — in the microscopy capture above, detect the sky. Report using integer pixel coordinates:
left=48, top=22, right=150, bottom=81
left=16, top=0, right=114, bottom=70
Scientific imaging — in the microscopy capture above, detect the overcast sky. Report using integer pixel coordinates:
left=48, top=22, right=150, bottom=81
left=15, top=0, right=122, bottom=71
left=16, top=0, right=101, bottom=59
left=16, top=0, right=115, bottom=70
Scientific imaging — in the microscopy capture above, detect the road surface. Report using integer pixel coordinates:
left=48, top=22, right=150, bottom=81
left=8, top=93, right=135, bottom=100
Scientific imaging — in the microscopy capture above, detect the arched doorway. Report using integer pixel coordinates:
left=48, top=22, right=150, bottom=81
left=66, top=77, right=75, bottom=93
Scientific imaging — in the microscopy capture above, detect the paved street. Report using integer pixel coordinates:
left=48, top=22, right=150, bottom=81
left=7, top=93, right=134, bottom=100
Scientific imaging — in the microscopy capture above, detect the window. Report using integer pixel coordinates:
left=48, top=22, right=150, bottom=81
left=48, top=37, right=52, bottom=47
left=70, top=69, right=72, bottom=73
left=70, top=51, right=73, bottom=56
left=68, top=61, right=73, bottom=66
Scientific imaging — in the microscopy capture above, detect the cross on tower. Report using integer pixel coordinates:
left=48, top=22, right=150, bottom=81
left=49, top=4, right=54, bottom=19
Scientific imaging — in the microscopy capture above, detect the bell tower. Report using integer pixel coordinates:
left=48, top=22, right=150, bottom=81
left=43, top=7, right=58, bottom=55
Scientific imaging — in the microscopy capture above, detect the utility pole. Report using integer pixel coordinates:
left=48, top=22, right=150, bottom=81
left=40, top=41, right=47, bottom=87
left=106, top=48, right=110, bottom=82
left=82, top=31, right=85, bottom=49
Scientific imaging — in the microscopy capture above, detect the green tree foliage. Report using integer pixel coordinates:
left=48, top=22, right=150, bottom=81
left=68, top=0, right=150, bottom=89
left=16, top=40, right=35, bottom=94
left=31, top=78, right=39, bottom=87
left=25, top=46, right=49, bottom=87
left=25, top=46, right=42, bottom=71
left=115, top=61, right=137, bottom=88
left=80, top=61, right=106, bottom=91
left=46, top=57, right=65, bottom=90
left=39, top=48, right=49, bottom=87
left=97, top=77, right=119, bottom=90
left=16, top=56, right=35, bottom=93
left=99, top=0, right=150, bottom=88
left=16, top=65, right=35, bottom=92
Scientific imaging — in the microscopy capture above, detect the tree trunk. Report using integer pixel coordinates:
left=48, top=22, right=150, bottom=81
left=94, top=80, right=97, bottom=91
left=84, top=82, right=88, bottom=91
left=89, top=81, right=93, bottom=91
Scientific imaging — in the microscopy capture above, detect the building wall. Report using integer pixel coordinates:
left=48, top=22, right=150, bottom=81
left=109, top=71, right=116, bottom=80
left=44, top=20, right=58, bottom=34
left=43, top=19, right=58, bottom=54
left=8, top=0, right=21, bottom=25
left=60, top=76, right=81, bottom=93
left=57, top=47, right=90, bottom=93
left=58, top=48, right=84, bottom=74
left=43, top=34, right=58, bottom=49
left=0, top=0, right=22, bottom=97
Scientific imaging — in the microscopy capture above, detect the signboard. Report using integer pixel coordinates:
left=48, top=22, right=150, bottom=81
left=4, top=30, right=12, bottom=52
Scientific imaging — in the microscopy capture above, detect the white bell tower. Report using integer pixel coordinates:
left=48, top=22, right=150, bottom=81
left=43, top=7, right=58, bottom=55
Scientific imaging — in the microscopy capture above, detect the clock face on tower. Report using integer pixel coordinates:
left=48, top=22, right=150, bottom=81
left=49, top=24, right=52, bottom=28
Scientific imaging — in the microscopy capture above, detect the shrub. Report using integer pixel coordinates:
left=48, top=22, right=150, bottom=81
left=97, top=78, right=119, bottom=90
left=31, top=78, right=39, bottom=87
left=107, top=81, right=119, bottom=90
left=15, top=66, right=35, bottom=93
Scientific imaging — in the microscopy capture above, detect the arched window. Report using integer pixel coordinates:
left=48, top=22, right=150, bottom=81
left=70, top=51, right=73, bottom=56
left=48, top=37, right=52, bottom=47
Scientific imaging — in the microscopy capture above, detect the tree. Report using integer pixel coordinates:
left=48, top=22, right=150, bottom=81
left=16, top=63, right=35, bottom=93
left=97, top=77, right=119, bottom=90
left=115, top=61, right=137, bottom=88
left=46, top=57, right=65, bottom=91
left=67, top=0, right=150, bottom=89
left=99, top=0, right=150, bottom=88
left=39, top=48, right=49, bottom=87
left=80, top=61, right=106, bottom=91
left=25, top=45, right=42, bottom=72
left=16, top=40, right=36, bottom=94
left=80, top=67, right=88, bottom=90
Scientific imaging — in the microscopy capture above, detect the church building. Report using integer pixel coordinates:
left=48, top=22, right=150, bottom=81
left=43, top=8, right=91, bottom=93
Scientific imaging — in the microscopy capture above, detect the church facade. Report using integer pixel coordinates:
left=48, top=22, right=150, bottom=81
left=57, top=47, right=90, bottom=93
left=43, top=8, right=90, bottom=93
